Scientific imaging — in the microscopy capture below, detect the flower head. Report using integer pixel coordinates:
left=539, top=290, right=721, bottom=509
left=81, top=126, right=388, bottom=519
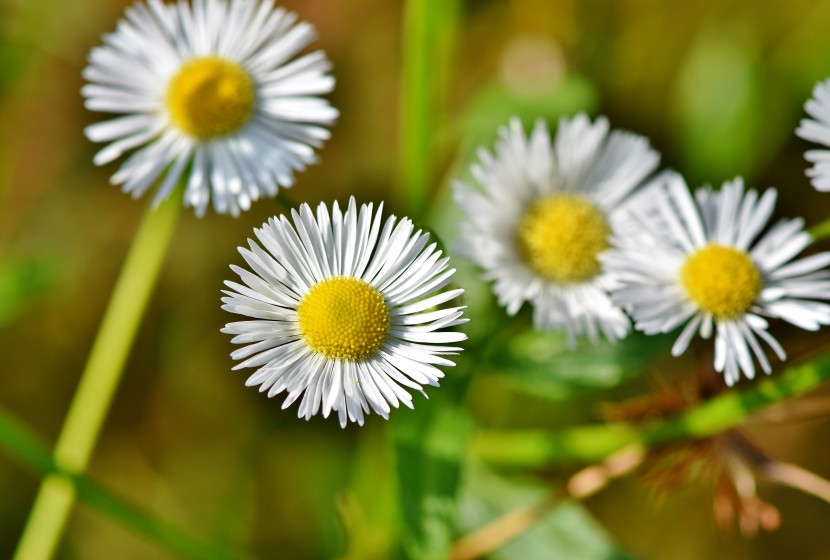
left=83, top=0, right=338, bottom=216
left=221, top=198, right=467, bottom=427
left=604, top=173, right=830, bottom=385
left=453, top=114, right=660, bottom=345
left=797, top=79, right=830, bottom=191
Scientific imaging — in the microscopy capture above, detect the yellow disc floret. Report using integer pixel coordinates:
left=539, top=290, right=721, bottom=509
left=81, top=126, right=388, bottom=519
left=680, top=244, right=762, bottom=319
left=297, top=277, right=391, bottom=361
left=516, top=194, right=611, bottom=283
left=166, top=57, right=254, bottom=139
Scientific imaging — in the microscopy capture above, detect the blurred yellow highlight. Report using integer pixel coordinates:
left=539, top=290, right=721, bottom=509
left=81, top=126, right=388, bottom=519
left=166, top=57, right=254, bottom=139
left=517, top=194, right=610, bottom=283
left=681, top=244, right=762, bottom=319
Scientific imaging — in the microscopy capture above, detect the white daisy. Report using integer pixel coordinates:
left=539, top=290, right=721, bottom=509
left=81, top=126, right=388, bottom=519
left=453, top=114, right=660, bottom=345
left=797, top=79, right=830, bottom=191
left=604, top=173, right=830, bottom=386
left=83, top=0, right=338, bottom=217
left=221, top=198, right=468, bottom=427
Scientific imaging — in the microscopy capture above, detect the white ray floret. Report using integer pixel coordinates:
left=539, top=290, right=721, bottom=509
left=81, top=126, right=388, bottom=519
left=221, top=198, right=467, bottom=427
left=453, top=114, right=660, bottom=345
left=797, top=79, right=830, bottom=192
left=83, top=0, right=338, bottom=216
left=604, top=173, right=830, bottom=385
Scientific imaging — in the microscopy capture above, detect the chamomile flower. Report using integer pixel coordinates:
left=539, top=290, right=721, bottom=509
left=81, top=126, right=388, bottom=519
left=221, top=198, right=467, bottom=427
left=604, top=174, right=830, bottom=386
left=453, top=114, right=660, bottom=345
left=796, top=79, right=830, bottom=191
left=83, top=0, right=338, bottom=217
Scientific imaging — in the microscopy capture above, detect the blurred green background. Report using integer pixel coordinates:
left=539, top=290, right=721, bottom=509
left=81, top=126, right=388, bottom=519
left=3, top=0, right=830, bottom=558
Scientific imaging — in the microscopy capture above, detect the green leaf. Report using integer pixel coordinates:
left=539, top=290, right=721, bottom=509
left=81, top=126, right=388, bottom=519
left=0, top=256, right=55, bottom=325
left=0, top=43, right=28, bottom=92
left=462, top=75, right=599, bottom=140
left=671, top=22, right=788, bottom=184
left=486, top=330, right=672, bottom=401
left=391, top=406, right=476, bottom=560
left=458, top=464, right=635, bottom=560
left=0, top=407, right=250, bottom=560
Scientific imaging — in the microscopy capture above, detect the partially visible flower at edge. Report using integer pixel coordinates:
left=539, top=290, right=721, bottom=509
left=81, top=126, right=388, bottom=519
left=604, top=173, right=830, bottom=385
left=83, top=0, right=338, bottom=216
left=221, top=198, right=467, bottom=427
left=453, top=114, right=660, bottom=345
left=796, top=78, right=830, bottom=192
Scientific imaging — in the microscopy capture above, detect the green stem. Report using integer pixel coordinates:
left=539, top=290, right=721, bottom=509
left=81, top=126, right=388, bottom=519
left=0, top=408, right=248, bottom=560
left=400, top=0, right=457, bottom=220
left=809, top=217, right=830, bottom=242
left=14, top=196, right=180, bottom=560
left=473, top=354, right=830, bottom=467
left=400, top=0, right=430, bottom=220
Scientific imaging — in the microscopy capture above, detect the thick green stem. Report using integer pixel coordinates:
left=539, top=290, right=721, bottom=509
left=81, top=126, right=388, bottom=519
left=14, top=196, right=180, bottom=560
left=400, top=0, right=430, bottom=220
left=400, top=0, right=458, bottom=220
left=473, top=354, right=830, bottom=467
left=0, top=408, right=247, bottom=560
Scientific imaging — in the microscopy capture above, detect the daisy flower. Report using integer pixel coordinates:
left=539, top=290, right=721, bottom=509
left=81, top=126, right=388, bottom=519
left=83, top=0, right=338, bottom=217
left=453, top=114, right=660, bottom=345
left=221, top=198, right=467, bottom=427
left=604, top=174, right=830, bottom=386
left=796, top=79, right=830, bottom=191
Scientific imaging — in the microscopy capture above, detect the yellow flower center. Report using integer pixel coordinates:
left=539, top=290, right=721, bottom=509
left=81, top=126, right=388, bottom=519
left=680, top=244, right=762, bottom=319
left=516, top=194, right=610, bottom=283
left=166, top=57, right=255, bottom=139
left=297, top=277, right=391, bottom=361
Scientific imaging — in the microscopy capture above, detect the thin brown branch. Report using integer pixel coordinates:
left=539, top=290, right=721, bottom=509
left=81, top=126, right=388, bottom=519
left=448, top=493, right=557, bottom=560
left=761, top=460, right=830, bottom=505
left=750, top=395, right=830, bottom=426
left=448, top=445, right=645, bottom=560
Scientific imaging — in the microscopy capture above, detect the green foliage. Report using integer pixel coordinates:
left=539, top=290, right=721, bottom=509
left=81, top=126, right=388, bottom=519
left=486, top=329, right=672, bottom=401
left=671, top=23, right=789, bottom=184
left=401, top=0, right=461, bottom=220
left=462, top=75, right=599, bottom=141
left=0, top=43, right=27, bottom=93
left=0, top=257, right=54, bottom=325
left=391, top=405, right=476, bottom=560
left=475, top=351, right=830, bottom=467
left=337, top=424, right=398, bottom=560
left=0, top=407, right=250, bottom=560
left=458, top=464, right=635, bottom=560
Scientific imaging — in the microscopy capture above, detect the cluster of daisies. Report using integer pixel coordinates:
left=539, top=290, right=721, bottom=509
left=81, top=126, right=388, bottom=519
left=455, top=112, right=830, bottom=387
left=84, top=0, right=830, bottom=426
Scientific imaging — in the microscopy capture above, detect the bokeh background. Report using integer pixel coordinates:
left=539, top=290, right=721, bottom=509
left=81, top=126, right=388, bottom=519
left=3, top=0, right=830, bottom=558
